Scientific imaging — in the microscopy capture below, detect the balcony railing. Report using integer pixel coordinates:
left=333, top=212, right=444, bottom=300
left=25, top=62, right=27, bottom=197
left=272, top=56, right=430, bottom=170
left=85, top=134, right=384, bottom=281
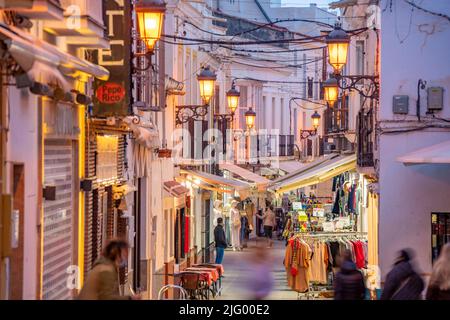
left=357, top=108, right=375, bottom=167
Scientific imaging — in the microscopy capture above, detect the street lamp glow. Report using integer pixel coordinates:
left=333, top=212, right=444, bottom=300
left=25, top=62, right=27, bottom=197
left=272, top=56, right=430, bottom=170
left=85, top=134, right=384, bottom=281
left=197, top=66, right=216, bottom=105
left=226, top=85, right=240, bottom=115
left=136, top=0, right=166, bottom=53
left=326, top=23, right=350, bottom=74
left=245, top=107, right=256, bottom=130
left=311, top=111, right=321, bottom=130
left=323, top=77, right=339, bottom=107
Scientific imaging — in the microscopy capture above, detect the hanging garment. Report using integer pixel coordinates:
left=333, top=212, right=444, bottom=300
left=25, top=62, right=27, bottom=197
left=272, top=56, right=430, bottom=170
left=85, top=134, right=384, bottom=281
left=332, top=176, right=338, bottom=192
left=308, top=240, right=328, bottom=284
left=230, top=208, right=241, bottom=248
left=329, top=241, right=341, bottom=268
left=332, top=191, right=341, bottom=215
left=285, top=239, right=311, bottom=293
left=354, top=241, right=366, bottom=269
left=225, top=217, right=231, bottom=245
left=347, top=185, right=356, bottom=213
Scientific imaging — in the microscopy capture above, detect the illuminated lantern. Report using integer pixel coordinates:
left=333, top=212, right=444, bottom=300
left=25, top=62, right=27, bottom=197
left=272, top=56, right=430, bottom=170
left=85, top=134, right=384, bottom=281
left=323, top=77, right=339, bottom=107
left=311, top=111, right=321, bottom=130
left=197, top=66, right=216, bottom=104
left=226, top=84, right=240, bottom=115
left=245, top=107, right=256, bottom=130
left=326, top=23, right=350, bottom=74
left=136, top=0, right=166, bottom=53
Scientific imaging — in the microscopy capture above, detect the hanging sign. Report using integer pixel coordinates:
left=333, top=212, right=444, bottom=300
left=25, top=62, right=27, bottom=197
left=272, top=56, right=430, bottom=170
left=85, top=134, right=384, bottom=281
left=292, top=202, right=303, bottom=210
left=93, top=0, right=132, bottom=117
left=313, top=208, right=325, bottom=217
left=298, top=210, right=308, bottom=222
left=323, top=221, right=335, bottom=232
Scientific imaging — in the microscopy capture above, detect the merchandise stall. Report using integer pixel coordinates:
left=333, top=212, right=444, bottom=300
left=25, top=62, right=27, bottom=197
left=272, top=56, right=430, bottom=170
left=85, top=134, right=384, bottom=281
left=269, top=154, right=376, bottom=299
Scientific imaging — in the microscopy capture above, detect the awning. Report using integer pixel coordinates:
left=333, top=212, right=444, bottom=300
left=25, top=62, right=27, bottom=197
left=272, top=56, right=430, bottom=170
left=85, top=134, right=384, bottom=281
left=269, top=154, right=357, bottom=194
left=397, top=140, right=450, bottom=165
left=180, top=169, right=252, bottom=196
left=219, top=163, right=270, bottom=190
left=164, top=181, right=189, bottom=198
left=278, top=160, right=305, bottom=174
left=0, top=22, right=109, bottom=83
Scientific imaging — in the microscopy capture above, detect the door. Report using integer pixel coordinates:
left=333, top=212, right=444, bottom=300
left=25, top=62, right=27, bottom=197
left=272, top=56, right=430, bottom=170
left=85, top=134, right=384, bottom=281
left=203, top=199, right=211, bottom=263
left=42, top=139, right=75, bottom=300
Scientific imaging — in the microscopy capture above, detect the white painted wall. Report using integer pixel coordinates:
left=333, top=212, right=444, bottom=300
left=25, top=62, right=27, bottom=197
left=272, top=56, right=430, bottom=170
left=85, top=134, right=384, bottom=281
left=378, top=0, right=450, bottom=280
left=6, top=88, right=39, bottom=299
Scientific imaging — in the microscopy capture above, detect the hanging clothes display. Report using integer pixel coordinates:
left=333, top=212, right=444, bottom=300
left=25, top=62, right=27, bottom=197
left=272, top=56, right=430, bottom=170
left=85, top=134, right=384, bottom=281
left=284, top=237, right=311, bottom=293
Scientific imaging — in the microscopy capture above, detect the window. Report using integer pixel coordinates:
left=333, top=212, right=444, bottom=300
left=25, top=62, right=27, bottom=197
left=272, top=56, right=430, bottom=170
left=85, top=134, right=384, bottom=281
left=262, top=96, right=267, bottom=129
left=280, top=98, right=285, bottom=133
left=239, top=86, right=247, bottom=130
left=356, top=40, right=365, bottom=80
left=432, top=212, right=450, bottom=263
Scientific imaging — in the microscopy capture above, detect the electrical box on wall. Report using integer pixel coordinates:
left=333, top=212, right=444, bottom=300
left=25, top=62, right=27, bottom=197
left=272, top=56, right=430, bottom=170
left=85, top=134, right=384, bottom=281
left=427, top=87, right=444, bottom=111
left=393, top=95, right=409, bottom=114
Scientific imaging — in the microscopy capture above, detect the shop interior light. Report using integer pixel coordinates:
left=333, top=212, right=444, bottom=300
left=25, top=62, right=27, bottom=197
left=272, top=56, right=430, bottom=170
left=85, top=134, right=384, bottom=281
left=197, top=66, right=216, bottom=105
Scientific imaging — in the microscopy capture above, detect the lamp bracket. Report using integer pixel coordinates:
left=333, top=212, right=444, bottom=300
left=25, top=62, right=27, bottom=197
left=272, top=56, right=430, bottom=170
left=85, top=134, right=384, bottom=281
left=175, top=104, right=209, bottom=125
left=213, top=113, right=234, bottom=122
left=335, top=74, right=379, bottom=100
left=300, top=129, right=318, bottom=140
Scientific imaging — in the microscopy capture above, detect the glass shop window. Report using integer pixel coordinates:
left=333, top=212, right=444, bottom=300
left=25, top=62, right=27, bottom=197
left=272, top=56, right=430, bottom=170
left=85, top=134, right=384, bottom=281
left=431, top=212, right=450, bottom=263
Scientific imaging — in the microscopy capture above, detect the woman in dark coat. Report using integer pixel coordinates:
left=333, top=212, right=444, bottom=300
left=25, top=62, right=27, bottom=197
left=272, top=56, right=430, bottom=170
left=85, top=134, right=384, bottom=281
left=334, top=250, right=366, bottom=300
left=426, top=243, right=450, bottom=300
left=381, top=249, right=424, bottom=300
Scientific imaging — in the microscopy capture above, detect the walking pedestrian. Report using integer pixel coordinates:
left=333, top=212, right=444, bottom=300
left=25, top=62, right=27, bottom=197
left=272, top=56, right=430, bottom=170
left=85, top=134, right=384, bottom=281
left=246, top=245, right=274, bottom=299
left=256, top=206, right=276, bottom=248
left=214, top=217, right=227, bottom=264
left=426, top=243, right=450, bottom=300
left=333, top=250, right=366, bottom=300
left=78, top=239, right=141, bottom=300
left=380, top=248, right=424, bottom=300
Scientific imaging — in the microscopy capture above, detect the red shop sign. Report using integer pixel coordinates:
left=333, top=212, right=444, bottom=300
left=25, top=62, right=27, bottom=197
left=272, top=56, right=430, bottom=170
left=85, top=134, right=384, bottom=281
left=96, top=82, right=126, bottom=104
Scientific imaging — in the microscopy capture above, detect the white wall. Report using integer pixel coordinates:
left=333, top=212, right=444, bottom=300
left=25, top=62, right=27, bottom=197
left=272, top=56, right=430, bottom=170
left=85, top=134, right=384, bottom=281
left=6, top=88, right=39, bottom=299
left=379, top=0, right=450, bottom=280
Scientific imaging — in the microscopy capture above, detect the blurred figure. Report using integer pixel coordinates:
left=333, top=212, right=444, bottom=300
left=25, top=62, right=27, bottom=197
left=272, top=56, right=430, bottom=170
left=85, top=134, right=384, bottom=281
left=256, top=206, right=276, bottom=248
left=214, top=217, right=227, bottom=264
left=334, top=250, right=366, bottom=300
left=78, top=239, right=141, bottom=300
left=381, top=248, right=424, bottom=300
left=426, top=243, right=450, bottom=300
left=246, top=245, right=274, bottom=299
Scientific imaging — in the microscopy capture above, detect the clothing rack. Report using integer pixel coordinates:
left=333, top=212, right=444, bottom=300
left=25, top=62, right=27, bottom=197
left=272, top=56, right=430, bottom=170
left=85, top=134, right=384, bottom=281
left=290, top=231, right=368, bottom=300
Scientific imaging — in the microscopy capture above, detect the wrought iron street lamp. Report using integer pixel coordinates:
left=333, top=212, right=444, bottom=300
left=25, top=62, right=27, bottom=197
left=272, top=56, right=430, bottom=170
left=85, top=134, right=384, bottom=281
left=136, top=0, right=166, bottom=54
left=323, top=77, right=339, bottom=107
left=226, top=82, right=240, bottom=115
left=326, top=22, right=350, bottom=75
left=245, top=107, right=256, bottom=130
left=300, top=111, right=321, bottom=139
left=197, top=66, right=216, bottom=105
left=325, top=23, right=379, bottom=101
left=175, top=66, right=217, bottom=125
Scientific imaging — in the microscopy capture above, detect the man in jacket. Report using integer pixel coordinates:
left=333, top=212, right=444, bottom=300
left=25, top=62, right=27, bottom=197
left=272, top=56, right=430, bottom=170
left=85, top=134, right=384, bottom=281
left=381, top=248, right=425, bottom=300
left=214, top=217, right=227, bottom=264
left=78, top=239, right=141, bottom=300
left=334, top=250, right=366, bottom=300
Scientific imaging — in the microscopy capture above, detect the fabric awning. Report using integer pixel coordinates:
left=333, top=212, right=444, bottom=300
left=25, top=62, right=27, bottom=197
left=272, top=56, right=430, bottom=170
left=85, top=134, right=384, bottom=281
left=269, top=154, right=357, bottom=194
left=180, top=169, right=252, bottom=197
left=397, top=140, right=450, bottom=165
left=278, top=160, right=305, bottom=173
left=0, top=22, right=109, bottom=82
left=164, top=181, right=189, bottom=198
left=219, top=163, right=270, bottom=190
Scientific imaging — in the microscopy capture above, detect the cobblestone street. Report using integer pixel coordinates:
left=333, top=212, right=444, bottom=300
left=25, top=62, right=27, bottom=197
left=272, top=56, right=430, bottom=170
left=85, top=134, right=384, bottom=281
left=217, top=237, right=300, bottom=300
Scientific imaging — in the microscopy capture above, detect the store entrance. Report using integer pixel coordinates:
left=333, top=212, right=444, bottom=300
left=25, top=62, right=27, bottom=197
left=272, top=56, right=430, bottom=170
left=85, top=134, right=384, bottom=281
left=432, top=212, right=450, bottom=263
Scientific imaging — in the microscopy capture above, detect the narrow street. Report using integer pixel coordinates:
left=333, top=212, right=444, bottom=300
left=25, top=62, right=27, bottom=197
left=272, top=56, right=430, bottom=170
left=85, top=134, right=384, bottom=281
left=218, top=237, right=299, bottom=300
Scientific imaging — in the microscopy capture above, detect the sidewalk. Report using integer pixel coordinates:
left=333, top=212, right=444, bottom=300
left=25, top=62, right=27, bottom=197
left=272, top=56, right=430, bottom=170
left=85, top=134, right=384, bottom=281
left=217, top=237, right=300, bottom=300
